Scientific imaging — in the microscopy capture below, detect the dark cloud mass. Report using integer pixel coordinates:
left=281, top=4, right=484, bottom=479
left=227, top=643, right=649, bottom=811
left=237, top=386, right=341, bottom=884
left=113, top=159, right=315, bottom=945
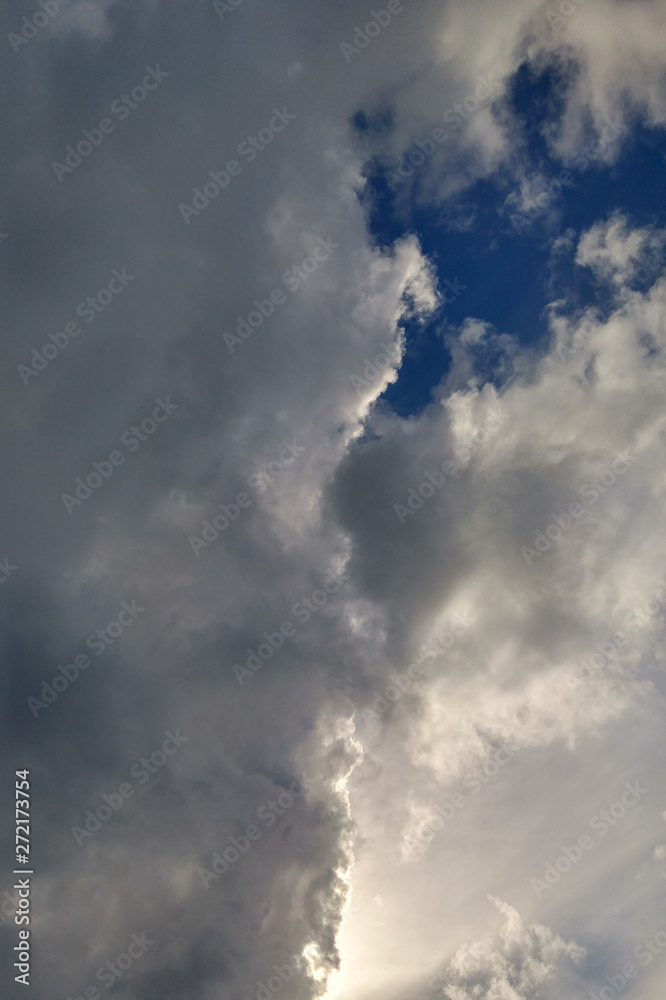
left=2, top=2, right=666, bottom=999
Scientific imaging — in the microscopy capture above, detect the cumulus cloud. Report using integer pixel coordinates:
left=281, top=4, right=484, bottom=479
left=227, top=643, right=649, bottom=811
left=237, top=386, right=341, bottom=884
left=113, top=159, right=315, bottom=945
left=2, top=2, right=666, bottom=1000
left=575, top=213, right=666, bottom=290
left=439, top=896, right=585, bottom=1000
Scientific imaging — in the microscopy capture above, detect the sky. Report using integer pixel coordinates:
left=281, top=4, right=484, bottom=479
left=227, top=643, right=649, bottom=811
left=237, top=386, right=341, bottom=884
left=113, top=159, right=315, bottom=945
left=1, top=1, right=666, bottom=999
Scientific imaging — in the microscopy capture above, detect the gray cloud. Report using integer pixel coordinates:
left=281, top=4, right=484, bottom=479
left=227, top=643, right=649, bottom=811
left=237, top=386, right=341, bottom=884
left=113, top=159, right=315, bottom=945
left=2, top=2, right=666, bottom=1000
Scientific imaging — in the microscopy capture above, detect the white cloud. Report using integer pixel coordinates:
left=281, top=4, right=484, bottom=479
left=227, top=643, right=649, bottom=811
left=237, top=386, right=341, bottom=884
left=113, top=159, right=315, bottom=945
left=3, top=3, right=666, bottom=1000
left=575, top=213, right=666, bottom=289
left=440, top=896, right=585, bottom=1000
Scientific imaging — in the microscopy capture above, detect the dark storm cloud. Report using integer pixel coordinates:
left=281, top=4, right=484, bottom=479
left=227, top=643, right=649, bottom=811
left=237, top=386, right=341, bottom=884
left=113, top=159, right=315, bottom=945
left=2, top=2, right=666, bottom=1000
